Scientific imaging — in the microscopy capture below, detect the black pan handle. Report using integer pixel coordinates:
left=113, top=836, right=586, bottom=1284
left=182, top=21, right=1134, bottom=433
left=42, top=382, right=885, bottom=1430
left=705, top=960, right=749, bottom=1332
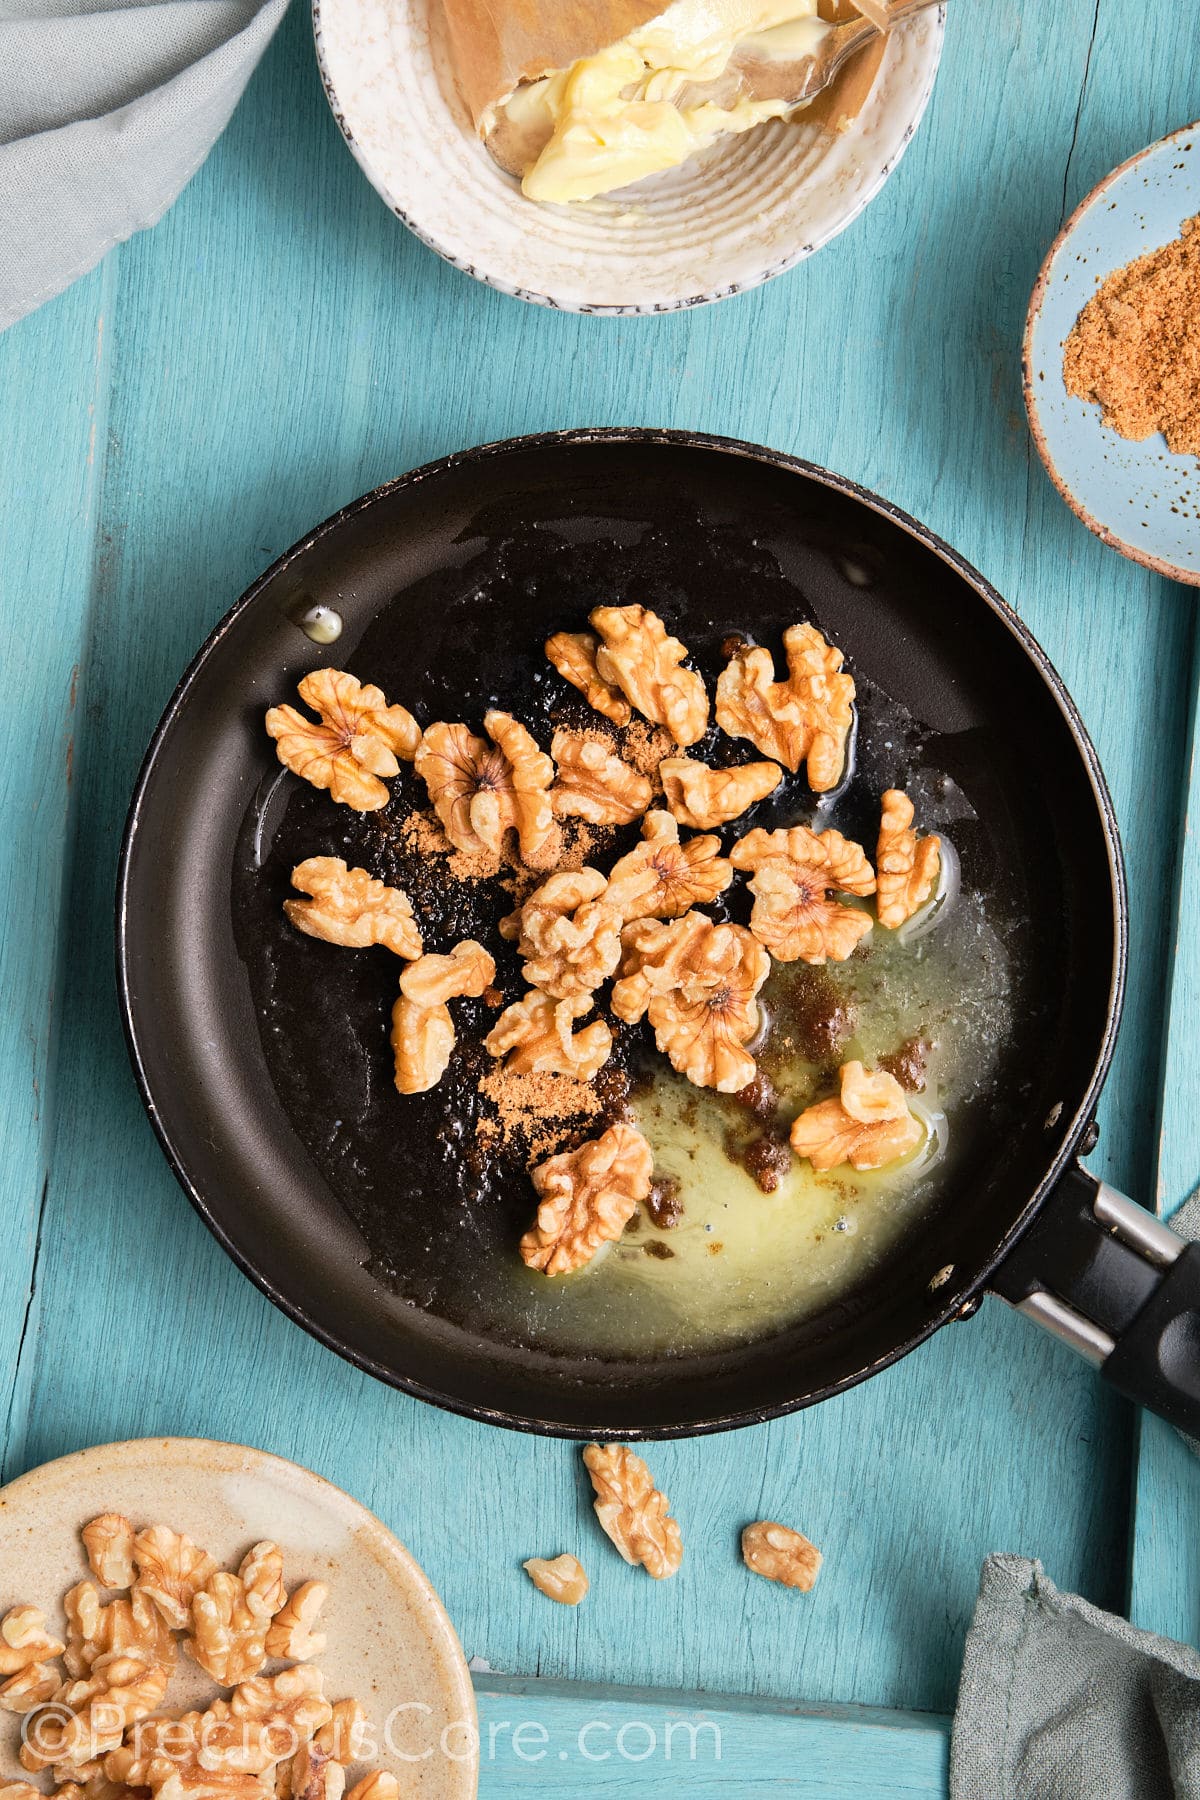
left=989, top=1162, right=1200, bottom=1435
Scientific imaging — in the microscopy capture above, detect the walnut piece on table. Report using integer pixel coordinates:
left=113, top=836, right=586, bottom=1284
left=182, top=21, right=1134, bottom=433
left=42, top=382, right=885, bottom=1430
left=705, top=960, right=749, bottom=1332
left=612, top=911, right=770, bottom=1093
left=741, top=1520, right=823, bottom=1591
left=715, top=623, right=854, bottom=792
left=545, top=631, right=631, bottom=726
left=64, top=1582, right=176, bottom=1679
left=731, top=824, right=875, bottom=964
left=81, top=1515, right=136, bottom=1590
left=790, top=1060, right=923, bottom=1172
left=582, top=1445, right=682, bottom=1580
left=520, top=1122, right=654, bottom=1276
left=659, top=756, right=782, bottom=830
left=604, top=811, right=733, bottom=924
left=285, top=859, right=421, bottom=960
left=523, top=1554, right=589, bottom=1606
left=413, top=715, right=555, bottom=866
left=510, top=868, right=622, bottom=999
left=589, top=605, right=709, bottom=748
left=265, top=669, right=420, bottom=812
left=132, top=1526, right=219, bottom=1631
left=264, top=1583, right=327, bottom=1662
left=876, top=789, right=941, bottom=928
left=550, top=730, right=652, bottom=826
left=484, top=990, right=612, bottom=1080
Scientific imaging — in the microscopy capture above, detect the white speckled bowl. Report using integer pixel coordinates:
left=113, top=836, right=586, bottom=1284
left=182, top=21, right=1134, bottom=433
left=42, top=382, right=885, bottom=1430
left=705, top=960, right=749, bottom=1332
left=313, top=0, right=945, bottom=312
left=0, top=1438, right=478, bottom=1800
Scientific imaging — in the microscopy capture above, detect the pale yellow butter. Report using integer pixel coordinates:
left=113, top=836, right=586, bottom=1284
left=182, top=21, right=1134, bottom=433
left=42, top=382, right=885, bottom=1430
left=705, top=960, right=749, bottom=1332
left=498, top=0, right=828, bottom=205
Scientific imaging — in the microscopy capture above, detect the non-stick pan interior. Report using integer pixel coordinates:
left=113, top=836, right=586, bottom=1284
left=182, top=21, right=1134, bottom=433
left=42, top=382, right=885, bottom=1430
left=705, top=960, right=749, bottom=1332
left=118, top=433, right=1123, bottom=1435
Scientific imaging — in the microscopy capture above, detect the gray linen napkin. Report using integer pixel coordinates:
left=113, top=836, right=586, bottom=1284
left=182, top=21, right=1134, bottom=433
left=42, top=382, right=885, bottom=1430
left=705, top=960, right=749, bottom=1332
left=1, top=0, right=290, bottom=331
left=953, top=1195, right=1200, bottom=1798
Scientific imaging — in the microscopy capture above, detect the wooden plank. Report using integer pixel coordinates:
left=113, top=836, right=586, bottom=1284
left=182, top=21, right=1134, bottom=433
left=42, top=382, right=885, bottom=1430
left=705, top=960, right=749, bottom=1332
left=0, top=261, right=113, bottom=1477
left=0, top=0, right=1195, bottom=1751
left=473, top=1679, right=948, bottom=1795
left=1127, top=613, right=1200, bottom=1645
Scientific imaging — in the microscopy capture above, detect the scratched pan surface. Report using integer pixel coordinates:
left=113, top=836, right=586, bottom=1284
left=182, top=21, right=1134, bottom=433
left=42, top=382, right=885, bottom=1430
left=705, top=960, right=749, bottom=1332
left=117, top=430, right=1123, bottom=1437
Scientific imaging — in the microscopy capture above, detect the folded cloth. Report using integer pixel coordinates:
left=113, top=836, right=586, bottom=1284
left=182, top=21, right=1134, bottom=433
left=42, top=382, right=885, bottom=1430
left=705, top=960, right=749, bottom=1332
left=0, top=0, right=290, bottom=331
left=952, top=1555, right=1200, bottom=1798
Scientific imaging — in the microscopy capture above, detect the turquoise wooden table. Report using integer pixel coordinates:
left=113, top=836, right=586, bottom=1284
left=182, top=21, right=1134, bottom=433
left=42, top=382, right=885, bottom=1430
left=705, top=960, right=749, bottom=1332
left=3, top=5, right=1199, bottom=1794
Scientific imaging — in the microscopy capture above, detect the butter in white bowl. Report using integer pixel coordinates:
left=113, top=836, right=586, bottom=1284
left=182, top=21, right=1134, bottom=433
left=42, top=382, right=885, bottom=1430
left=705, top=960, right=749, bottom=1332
left=459, top=0, right=839, bottom=205
left=313, top=0, right=946, bottom=311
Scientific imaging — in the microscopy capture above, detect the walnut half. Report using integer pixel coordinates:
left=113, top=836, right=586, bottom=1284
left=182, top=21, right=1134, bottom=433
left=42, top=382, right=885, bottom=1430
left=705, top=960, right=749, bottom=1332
left=742, top=1521, right=823, bottom=1591
left=612, top=911, right=770, bottom=1093
left=413, top=715, right=554, bottom=866
left=604, top=812, right=733, bottom=924
left=392, top=941, right=495, bottom=1094
left=876, top=789, right=941, bottom=928
left=266, top=670, right=420, bottom=812
left=715, top=623, right=854, bottom=792
left=789, top=1061, right=923, bottom=1172
left=484, top=990, right=612, bottom=1080
left=511, top=869, right=622, bottom=999
left=550, top=731, right=651, bottom=826
left=659, top=756, right=782, bottom=830
left=285, top=859, right=421, bottom=960
left=521, top=1123, right=654, bottom=1276
left=731, top=825, right=875, bottom=964
left=590, top=605, right=709, bottom=748
left=582, top=1445, right=682, bottom=1580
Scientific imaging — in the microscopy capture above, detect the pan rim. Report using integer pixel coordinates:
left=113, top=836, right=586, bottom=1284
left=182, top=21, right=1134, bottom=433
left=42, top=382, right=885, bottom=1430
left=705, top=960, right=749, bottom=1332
left=115, top=426, right=1129, bottom=1439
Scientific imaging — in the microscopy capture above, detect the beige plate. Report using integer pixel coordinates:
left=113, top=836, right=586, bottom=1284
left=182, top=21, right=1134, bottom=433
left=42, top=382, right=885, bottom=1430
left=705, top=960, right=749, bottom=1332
left=0, top=1438, right=477, bottom=1800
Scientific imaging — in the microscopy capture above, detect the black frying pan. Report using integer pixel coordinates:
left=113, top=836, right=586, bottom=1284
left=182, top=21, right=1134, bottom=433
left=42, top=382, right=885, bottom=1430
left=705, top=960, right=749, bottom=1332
left=117, top=430, right=1200, bottom=1440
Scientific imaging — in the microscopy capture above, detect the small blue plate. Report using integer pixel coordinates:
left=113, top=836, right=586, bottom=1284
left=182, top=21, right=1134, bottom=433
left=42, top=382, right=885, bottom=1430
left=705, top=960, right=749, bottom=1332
left=1024, top=120, right=1200, bottom=586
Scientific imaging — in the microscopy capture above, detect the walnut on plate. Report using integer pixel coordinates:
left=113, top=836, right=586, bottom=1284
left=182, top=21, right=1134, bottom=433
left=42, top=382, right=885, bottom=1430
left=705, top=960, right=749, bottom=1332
left=264, top=1584, right=327, bottom=1662
left=741, top=1520, right=823, bottom=1591
left=391, top=941, right=496, bottom=1094
left=81, top=1516, right=136, bottom=1590
left=24, top=1655, right=171, bottom=1771
left=285, top=860, right=421, bottom=960
left=612, top=911, right=770, bottom=1093
left=589, top=605, right=709, bottom=748
left=345, top=1778, right=398, bottom=1800
left=658, top=756, right=782, bottom=830
left=544, top=631, right=631, bottom=727
left=509, top=869, right=622, bottom=999
left=287, top=1741, right=342, bottom=1800
left=413, top=714, right=555, bottom=865
left=715, top=623, right=854, bottom=792
left=582, top=1445, right=682, bottom=1580
left=314, top=1700, right=367, bottom=1765
left=265, top=670, right=420, bottom=812
left=63, top=1582, right=176, bottom=1680
left=549, top=730, right=651, bottom=826
left=523, top=1555, right=589, bottom=1606
left=731, top=825, right=875, bottom=964
left=484, top=990, right=612, bottom=1080
left=0, top=1607, right=64, bottom=1676
left=520, top=1123, right=654, bottom=1276
left=186, top=1541, right=287, bottom=1686
left=876, top=789, right=941, bottom=928
left=604, top=811, right=733, bottom=924
left=789, top=1060, right=923, bottom=1172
